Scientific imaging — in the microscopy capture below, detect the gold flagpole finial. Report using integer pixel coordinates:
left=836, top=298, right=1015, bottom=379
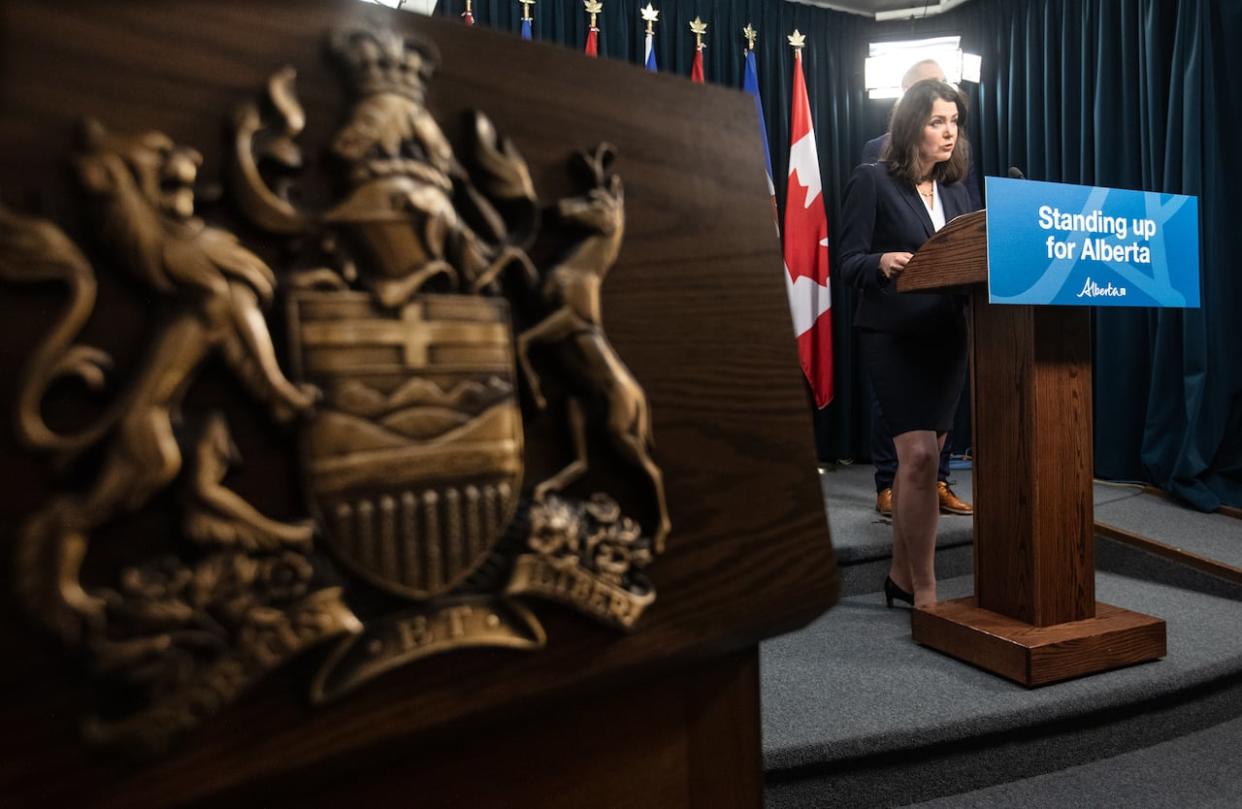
left=787, top=29, right=806, bottom=52
left=584, top=0, right=603, bottom=31
left=640, top=3, right=659, bottom=36
left=690, top=17, right=708, bottom=51
left=743, top=24, right=758, bottom=52
left=520, top=0, right=535, bottom=22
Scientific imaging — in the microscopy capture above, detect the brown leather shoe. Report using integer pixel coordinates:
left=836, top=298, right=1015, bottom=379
left=938, top=481, right=972, bottom=515
left=875, top=488, right=893, bottom=516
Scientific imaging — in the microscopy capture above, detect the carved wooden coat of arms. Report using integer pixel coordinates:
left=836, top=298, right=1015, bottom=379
left=0, top=24, right=669, bottom=755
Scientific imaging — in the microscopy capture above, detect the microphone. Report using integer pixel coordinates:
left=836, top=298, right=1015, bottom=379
left=1007, top=166, right=1025, bottom=180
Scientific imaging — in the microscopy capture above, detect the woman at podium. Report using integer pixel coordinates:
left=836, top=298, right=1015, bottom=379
left=838, top=79, right=978, bottom=610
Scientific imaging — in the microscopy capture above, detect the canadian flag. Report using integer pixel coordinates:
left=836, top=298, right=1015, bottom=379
left=783, top=49, right=833, bottom=408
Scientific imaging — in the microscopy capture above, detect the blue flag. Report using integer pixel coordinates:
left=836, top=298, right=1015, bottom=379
left=521, top=18, right=532, bottom=40
left=644, top=32, right=657, bottom=72
left=743, top=50, right=775, bottom=199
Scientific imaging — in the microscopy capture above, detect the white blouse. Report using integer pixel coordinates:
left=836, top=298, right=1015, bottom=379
left=921, top=181, right=946, bottom=231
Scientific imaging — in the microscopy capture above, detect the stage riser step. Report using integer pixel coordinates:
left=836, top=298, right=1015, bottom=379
left=765, top=672, right=1242, bottom=809
left=838, top=545, right=973, bottom=598
left=837, top=518, right=1242, bottom=599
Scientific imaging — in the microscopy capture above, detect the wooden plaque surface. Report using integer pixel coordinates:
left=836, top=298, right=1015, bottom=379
left=0, top=1, right=837, bottom=805
left=894, top=210, right=987, bottom=293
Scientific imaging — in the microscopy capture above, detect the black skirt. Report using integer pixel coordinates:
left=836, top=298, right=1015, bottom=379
left=859, top=326, right=968, bottom=436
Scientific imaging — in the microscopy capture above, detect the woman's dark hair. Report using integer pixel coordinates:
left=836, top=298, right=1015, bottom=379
left=882, top=79, right=970, bottom=187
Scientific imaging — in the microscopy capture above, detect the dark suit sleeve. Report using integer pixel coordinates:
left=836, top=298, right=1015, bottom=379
left=860, top=134, right=885, bottom=165
left=839, top=164, right=887, bottom=292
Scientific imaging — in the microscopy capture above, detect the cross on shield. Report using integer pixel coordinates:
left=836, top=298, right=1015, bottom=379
left=288, top=290, right=524, bottom=600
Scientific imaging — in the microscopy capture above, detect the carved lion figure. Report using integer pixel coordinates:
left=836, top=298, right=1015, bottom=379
left=0, top=120, right=317, bottom=643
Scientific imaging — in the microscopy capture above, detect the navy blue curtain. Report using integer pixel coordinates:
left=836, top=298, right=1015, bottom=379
left=913, top=0, right=1242, bottom=509
left=438, top=0, right=873, bottom=462
left=440, top=0, right=1242, bottom=508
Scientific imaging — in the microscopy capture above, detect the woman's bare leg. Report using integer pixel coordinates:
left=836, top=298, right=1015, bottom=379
left=887, top=477, right=913, bottom=592
left=892, top=430, right=944, bottom=607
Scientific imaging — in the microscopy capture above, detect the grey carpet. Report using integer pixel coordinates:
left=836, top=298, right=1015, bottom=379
left=762, top=569, right=1242, bottom=772
left=761, top=468, right=1242, bottom=808
left=821, top=467, right=1171, bottom=568
left=836, top=544, right=976, bottom=599
left=1098, top=535, right=1242, bottom=602
left=764, top=671, right=1242, bottom=809
left=1097, top=489, right=1242, bottom=569
left=899, top=708, right=1242, bottom=809
left=1092, top=480, right=1150, bottom=507
left=819, top=465, right=974, bottom=566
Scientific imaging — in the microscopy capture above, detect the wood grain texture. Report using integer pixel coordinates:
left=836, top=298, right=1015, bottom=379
left=1030, top=308, right=1095, bottom=624
left=970, top=295, right=1094, bottom=626
left=900, top=213, right=1164, bottom=685
left=970, top=289, right=1037, bottom=622
left=912, top=597, right=1167, bottom=687
left=194, top=649, right=763, bottom=809
left=0, top=2, right=835, bottom=806
left=894, top=211, right=987, bottom=293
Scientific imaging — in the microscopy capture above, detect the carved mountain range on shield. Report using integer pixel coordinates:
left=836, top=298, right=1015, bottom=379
left=313, top=377, right=514, bottom=450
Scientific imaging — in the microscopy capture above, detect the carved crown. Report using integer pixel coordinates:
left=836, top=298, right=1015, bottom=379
left=329, top=26, right=441, bottom=99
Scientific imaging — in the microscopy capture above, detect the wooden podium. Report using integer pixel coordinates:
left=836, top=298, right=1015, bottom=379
left=0, top=2, right=837, bottom=807
left=898, top=211, right=1166, bottom=686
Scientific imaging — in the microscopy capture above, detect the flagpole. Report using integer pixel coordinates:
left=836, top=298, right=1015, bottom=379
left=783, top=28, right=835, bottom=408
left=742, top=24, right=778, bottom=229
left=743, top=22, right=758, bottom=52
left=787, top=27, right=805, bottom=55
left=689, top=17, right=707, bottom=83
left=583, top=0, right=601, bottom=57
left=641, top=3, right=659, bottom=72
left=519, top=0, right=534, bottom=40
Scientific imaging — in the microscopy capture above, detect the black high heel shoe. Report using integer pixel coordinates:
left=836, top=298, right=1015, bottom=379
left=884, top=576, right=914, bottom=608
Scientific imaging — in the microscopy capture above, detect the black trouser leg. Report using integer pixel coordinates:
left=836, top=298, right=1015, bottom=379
left=871, top=384, right=897, bottom=492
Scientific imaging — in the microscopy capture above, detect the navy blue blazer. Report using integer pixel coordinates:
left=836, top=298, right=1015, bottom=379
left=859, top=134, right=888, bottom=164
left=839, top=161, right=976, bottom=335
left=862, top=134, right=981, bottom=210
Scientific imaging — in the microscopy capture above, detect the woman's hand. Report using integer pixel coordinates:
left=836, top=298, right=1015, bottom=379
left=879, top=252, right=913, bottom=280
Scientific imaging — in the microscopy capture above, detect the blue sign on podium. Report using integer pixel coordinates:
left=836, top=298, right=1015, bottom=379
left=984, top=177, right=1200, bottom=308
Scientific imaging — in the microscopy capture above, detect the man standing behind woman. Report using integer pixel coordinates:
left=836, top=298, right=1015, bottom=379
left=862, top=60, right=976, bottom=520
left=839, top=79, right=978, bottom=609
